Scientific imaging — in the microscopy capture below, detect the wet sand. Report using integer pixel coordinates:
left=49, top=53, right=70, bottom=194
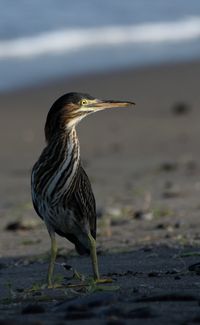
left=0, top=60, right=200, bottom=324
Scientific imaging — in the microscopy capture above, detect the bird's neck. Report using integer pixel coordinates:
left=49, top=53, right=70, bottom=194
left=50, top=126, right=80, bottom=158
left=48, top=126, right=80, bottom=192
left=64, top=126, right=80, bottom=152
left=35, top=126, right=81, bottom=200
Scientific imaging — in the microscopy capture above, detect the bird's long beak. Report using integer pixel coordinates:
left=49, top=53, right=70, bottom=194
left=91, top=99, right=136, bottom=111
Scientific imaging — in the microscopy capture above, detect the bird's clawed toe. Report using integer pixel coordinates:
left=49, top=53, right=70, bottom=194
left=95, top=278, right=113, bottom=284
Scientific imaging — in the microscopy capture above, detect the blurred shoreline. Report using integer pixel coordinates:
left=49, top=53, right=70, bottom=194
left=1, top=18, right=200, bottom=92
left=1, top=57, right=200, bottom=96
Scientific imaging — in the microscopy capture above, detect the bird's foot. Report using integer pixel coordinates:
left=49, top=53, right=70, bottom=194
left=47, top=277, right=118, bottom=292
left=47, top=283, right=63, bottom=289
left=95, top=278, right=113, bottom=284
left=73, top=269, right=84, bottom=281
left=88, top=277, right=119, bottom=292
left=60, top=263, right=85, bottom=282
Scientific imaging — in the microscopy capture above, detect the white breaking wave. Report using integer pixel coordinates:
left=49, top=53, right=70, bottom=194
left=0, top=16, right=200, bottom=59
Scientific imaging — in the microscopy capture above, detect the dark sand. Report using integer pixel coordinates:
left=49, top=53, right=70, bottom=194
left=0, top=60, right=200, bottom=324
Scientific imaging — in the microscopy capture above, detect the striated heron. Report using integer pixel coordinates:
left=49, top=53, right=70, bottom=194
left=31, top=92, right=135, bottom=287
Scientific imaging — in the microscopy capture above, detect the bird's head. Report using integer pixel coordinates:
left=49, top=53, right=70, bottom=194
left=45, top=92, right=135, bottom=142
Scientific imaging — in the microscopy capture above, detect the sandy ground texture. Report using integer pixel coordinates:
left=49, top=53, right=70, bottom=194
left=0, top=60, right=200, bottom=324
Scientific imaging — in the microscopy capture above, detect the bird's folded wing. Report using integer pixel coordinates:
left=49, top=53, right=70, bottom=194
left=73, top=166, right=97, bottom=239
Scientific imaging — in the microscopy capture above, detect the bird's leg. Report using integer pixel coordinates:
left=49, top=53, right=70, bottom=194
left=47, top=230, right=57, bottom=288
left=88, top=233, right=112, bottom=284
left=88, top=232, right=100, bottom=280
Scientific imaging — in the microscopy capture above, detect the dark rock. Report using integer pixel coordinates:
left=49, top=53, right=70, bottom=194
left=165, top=270, right=178, bottom=275
left=136, top=293, right=199, bottom=302
left=63, top=293, right=117, bottom=320
left=104, top=306, right=156, bottom=319
left=125, top=306, right=156, bottom=319
left=106, top=270, right=136, bottom=277
left=160, top=162, right=178, bottom=172
left=0, top=321, right=21, bottom=325
left=111, top=219, right=128, bottom=226
left=162, top=182, right=182, bottom=198
left=5, top=219, right=39, bottom=231
left=21, top=304, right=45, bottom=314
left=143, top=247, right=152, bottom=252
left=102, top=306, right=124, bottom=317
left=164, top=181, right=174, bottom=189
left=0, top=320, right=44, bottom=325
left=76, top=292, right=115, bottom=309
left=106, top=320, right=126, bottom=325
left=67, top=303, right=89, bottom=313
left=0, top=263, right=7, bottom=269
left=174, top=276, right=181, bottom=280
left=191, top=314, right=200, bottom=323
left=148, top=272, right=160, bottom=277
left=186, top=160, right=197, bottom=172
left=156, top=223, right=166, bottom=230
left=6, top=222, right=26, bottom=231
left=162, top=189, right=181, bottom=199
left=55, top=292, right=117, bottom=312
left=174, top=222, right=181, bottom=228
left=188, top=262, right=200, bottom=274
left=96, top=207, right=104, bottom=219
left=32, top=291, right=42, bottom=296
left=16, top=288, right=24, bottom=293
left=62, top=264, right=73, bottom=271
left=65, top=311, right=95, bottom=320
left=172, top=102, right=191, bottom=115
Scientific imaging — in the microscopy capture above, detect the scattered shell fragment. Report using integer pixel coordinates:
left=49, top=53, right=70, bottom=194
left=134, top=211, right=154, bottom=221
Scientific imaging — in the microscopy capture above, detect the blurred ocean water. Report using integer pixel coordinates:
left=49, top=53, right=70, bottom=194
left=0, top=0, right=200, bottom=91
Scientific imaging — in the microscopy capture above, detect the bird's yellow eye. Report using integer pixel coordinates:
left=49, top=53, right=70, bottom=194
left=80, top=99, right=88, bottom=106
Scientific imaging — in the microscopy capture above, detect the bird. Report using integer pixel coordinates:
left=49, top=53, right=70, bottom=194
left=31, top=92, right=135, bottom=287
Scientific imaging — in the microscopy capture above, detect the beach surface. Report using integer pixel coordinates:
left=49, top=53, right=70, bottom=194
left=1, top=60, right=200, bottom=324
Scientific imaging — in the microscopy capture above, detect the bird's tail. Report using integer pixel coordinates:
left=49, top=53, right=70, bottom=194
left=55, top=228, right=91, bottom=255
left=64, top=231, right=90, bottom=255
left=75, top=242, right=90, bottom=255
